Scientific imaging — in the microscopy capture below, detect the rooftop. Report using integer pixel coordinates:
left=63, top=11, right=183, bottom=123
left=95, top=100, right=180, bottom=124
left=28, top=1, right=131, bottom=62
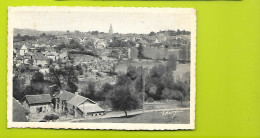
left=78, top=103, right=104, bottom=114
left=24, top=94, right=52, bottom=105
left=54, top=91, right=75, bottom=101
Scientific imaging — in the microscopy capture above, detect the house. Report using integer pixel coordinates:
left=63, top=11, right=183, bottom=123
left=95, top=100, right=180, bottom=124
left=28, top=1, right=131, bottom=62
left=99, top=51, right=110, bottom=60
left=34, top=57, right=49, bottom=67
left=19, top=44, right=28, bottom=56
left=39, top=68, right=50, bottom=75
left=77, top=103, right=105, bottom=117
left=58, top=49, right=69, bottom=60
left=54, top=91, right=105, bottom=118
left=54, top=91, right=75, bottom=112
left=47, top=54, right=57, bottom=61
left=22, top=94, right=52, bottom=114
left=13, top=98, right=29, bottom=122
left=94, top=39, right=107, bottom=49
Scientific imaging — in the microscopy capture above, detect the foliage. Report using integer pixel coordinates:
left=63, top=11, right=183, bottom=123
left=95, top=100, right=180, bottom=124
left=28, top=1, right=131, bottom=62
left=27, top=59, right=34, bottom=65
left=178, top=46, right=190, bottom=63
left=109, top=85, right=141, bottom=116
left=145, top=64, right=190, bottom=101
left=147, top=97, right=154, bottom=103
left=64, top=66, right=78, bottom=82
left=108, top=50, right=120, bottom=59
left=13, top=34, right=37, bottom=42
left=81, top=81, right=96, bottom=100
left=126, top=66, right=139, bottom=80
left=116, top=74, right=132, bottom=86
left=135, top=75, right=143, bottom=93
left=40, top=33, right=46, bottom=37
left=31, top=72, right=44, bottom=83
left=66, top=80, right=78, bottom=93
left=23, top=85, right=43, bottom=95
left=137, top=44, right=145, bottom=59
left=149, top=31, right=156, bottom=36
left=166, top=54, right=177, bottom=72
left=13, top=76, right=25, bottom=100
left=43, top=114, right=59, bottom=121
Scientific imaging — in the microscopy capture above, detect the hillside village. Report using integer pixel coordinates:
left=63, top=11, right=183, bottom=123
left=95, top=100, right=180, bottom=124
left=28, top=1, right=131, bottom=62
left=13, top=25, right=191, bottom=122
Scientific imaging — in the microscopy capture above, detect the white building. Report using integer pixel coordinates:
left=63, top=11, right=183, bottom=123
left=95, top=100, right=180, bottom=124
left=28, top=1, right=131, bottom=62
left=19, top=45, right=28, bottom=56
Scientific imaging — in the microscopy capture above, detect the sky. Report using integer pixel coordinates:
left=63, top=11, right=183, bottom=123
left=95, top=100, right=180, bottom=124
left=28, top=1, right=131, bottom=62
left=11, top=8, right=194, bottom=34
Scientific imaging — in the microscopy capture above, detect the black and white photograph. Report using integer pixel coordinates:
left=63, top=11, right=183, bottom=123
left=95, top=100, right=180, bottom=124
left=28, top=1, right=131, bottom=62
left=8, top=7, right=196, bottom=130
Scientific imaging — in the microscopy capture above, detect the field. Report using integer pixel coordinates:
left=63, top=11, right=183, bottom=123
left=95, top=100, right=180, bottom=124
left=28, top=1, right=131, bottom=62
left=143, top=109, right=190, bottom=124
left=73, top=100, right=190, bottom=124
left=75, top=109, right=189, bottom=124
left=115, top=60, right=163, bottom=73
left=173, top=63, right=190, bottom=82
left=130, top=47, right=179, bottom=59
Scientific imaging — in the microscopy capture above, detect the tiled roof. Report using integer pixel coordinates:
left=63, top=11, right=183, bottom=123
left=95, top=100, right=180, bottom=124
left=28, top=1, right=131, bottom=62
left=54, top=91, right=75, bottom=101
left=67, top=95, right=87, bottom=106
left=25, top=94, right=52, bottom=105
left=78, top=103, right=104, bottom=114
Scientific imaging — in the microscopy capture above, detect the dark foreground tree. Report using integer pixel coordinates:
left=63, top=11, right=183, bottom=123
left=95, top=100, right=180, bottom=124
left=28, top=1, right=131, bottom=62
left=13, top=76, right=25, bottom=100
left=31, top=72, right=44, bottom=83
left=66, top=80, right=78, bottom=93
left=110, top=85, right=140, bottom=116
left=137, top=44, right=144, bottom=59
left=166, top=54, right=177, bottom=72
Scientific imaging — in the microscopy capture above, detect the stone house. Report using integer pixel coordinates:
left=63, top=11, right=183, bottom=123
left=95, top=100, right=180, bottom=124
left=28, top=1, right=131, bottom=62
left=22, top=94, right=52, bottom=114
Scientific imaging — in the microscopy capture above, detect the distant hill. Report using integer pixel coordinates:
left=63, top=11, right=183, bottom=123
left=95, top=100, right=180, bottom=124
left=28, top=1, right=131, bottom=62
left=13, top=28, right=67, bottom=36
left=13, top=28, right=41, bottom=36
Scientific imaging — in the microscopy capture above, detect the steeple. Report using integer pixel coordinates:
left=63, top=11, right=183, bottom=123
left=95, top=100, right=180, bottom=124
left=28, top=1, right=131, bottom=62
left=109, top=24, right=113, bottom=34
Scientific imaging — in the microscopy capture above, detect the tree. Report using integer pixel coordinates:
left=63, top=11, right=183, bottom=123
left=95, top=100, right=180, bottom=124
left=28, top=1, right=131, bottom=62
left=126, top=66, right=138, bottom=80
left=166, top=54, right=177, bottom=72
left=88, top=81, right=96, bottom=100
left=110, top=85, right=140, bottom=116
left=149, top=31, right=156, bottom=36
left=137, top=44, right=144, bottom=59
left=95, top=83, right=114, bottom=101
left=81, top=81, right=96, bottom=100
left=23, top=85, right=43, bottom=95
left=116, top=74, right=132, bottom=86
left=40, top=33, right=46, bottom=37
left=31, top=72, right=44, bottom=83
left=65, top=66, right=78, bottom=82
left=27, top=59, right=34, bottom=65
left=102, top=83, right=113, bottom=93
left=66, top=80, right=78, bottom=93
left=13, top=76, right=25, bottom=100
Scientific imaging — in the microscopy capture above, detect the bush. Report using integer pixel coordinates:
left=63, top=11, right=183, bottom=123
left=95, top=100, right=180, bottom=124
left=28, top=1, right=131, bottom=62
left=178, top=101, right=190, bottom=108
left=43, top=114, right=59, bottom=121
left=147, top=97, right=154, bottom=103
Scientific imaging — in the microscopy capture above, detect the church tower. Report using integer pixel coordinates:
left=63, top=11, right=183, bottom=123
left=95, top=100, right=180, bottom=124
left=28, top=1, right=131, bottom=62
left=109, top=24, right=113, bottom=34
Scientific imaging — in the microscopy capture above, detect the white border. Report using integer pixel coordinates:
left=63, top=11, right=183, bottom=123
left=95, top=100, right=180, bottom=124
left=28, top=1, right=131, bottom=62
left=7, top=6, right=196, bottom=130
